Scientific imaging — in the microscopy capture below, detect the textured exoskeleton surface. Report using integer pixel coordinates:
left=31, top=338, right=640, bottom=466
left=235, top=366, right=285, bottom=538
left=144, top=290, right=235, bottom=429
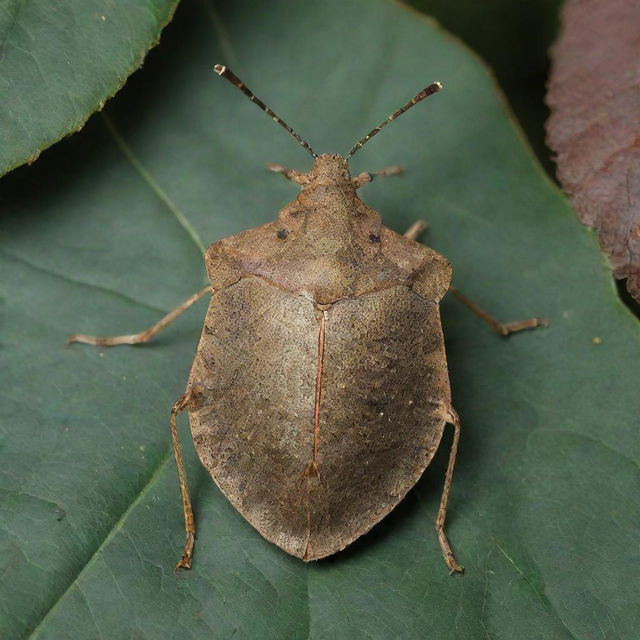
left=187, top=155, right=452, bottom=560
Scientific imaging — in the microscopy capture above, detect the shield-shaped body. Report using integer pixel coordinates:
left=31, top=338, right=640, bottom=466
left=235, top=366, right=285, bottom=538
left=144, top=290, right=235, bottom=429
left=186, top=155, right=453, bottom=560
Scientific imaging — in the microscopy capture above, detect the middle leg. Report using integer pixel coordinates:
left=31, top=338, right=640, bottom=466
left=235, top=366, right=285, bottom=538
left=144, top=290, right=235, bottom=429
left=401, top=221, right=546, bottom=335
left=68, top=286, right=212, bottom=347
left=449, top=287, right=547, bottom=336
left=403, top=220, right=428, bottom=241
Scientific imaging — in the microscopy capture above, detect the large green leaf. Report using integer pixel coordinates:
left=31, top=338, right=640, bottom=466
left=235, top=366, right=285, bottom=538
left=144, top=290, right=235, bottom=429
left=1, top=0, right=638, bottom=637
left=0, top=0, right=179, bottom=177
left=406, top=0, right=562, bottom=174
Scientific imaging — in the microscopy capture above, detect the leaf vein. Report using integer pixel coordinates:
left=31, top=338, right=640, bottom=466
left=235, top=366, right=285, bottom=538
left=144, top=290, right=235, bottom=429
left=101, top=112, right=206, bottom=255
left=26, top=451, right=173, bottom=638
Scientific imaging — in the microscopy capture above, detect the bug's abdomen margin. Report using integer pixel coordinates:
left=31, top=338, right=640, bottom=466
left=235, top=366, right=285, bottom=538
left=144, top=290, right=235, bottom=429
left=187, top=277, right=450, bottom=560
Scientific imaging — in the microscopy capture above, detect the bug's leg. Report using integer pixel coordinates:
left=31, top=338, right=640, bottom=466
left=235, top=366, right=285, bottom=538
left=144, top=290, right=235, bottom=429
left=68, top=285, right=213, bottom=347
left=266, top=163, right=309, bottom=185
left=435, top=404, right=464, bottom=575
left=449, top=286, right=547, bottom=336
left=171, top=390, right=197, bottom=570
left=402, top=220, right=428, bottom=241
left=352, top=165, right=404, bottom=189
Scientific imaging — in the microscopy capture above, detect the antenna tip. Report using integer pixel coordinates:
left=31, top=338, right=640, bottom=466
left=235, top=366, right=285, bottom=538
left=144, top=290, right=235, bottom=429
left=434, top=81, right=443, bottom=90
left=214, top=64, right=226, bottom=75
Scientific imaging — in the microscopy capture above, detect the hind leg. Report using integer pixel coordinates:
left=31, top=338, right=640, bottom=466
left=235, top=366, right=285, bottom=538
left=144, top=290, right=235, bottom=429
left=170, top=390, right=197, bottom=570
left=433, top=403, right=464, bottom=575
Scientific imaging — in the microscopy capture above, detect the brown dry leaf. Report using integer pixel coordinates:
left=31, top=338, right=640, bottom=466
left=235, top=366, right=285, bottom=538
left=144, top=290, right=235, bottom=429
left=546, top=0, right=640, bottom=301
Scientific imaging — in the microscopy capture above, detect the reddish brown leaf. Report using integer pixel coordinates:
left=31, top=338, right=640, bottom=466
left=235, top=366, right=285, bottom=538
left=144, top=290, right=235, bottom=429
left=546, top=0, right=640, bottom=301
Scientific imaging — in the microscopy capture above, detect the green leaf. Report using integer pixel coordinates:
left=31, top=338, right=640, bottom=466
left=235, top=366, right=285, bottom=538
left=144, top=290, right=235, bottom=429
left=406, top=0, right=562, bottom=174
left=0, top=0, right=179, bottom=177
left=1, top=1, right=638, bottom=638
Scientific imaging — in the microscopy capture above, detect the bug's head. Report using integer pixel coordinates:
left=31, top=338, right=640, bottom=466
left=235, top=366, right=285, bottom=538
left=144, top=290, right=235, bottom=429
left=307, top=154, right=351, bottom=187
left=214, top=64, right=442, bottom=167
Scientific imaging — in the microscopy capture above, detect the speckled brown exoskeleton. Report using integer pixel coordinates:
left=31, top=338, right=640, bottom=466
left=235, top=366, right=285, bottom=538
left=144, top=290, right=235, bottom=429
left=69, top=65, right=546, bottom=574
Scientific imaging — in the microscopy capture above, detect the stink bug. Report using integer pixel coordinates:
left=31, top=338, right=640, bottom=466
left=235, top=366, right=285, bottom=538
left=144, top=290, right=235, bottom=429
left=70, top=65, right=545, bottom=573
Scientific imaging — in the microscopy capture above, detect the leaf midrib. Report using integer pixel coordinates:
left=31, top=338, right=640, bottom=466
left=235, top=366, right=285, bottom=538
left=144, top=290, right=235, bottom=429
left=25, top=111, right=206, bottom=637
left=27, top=451, right=173, bottom=638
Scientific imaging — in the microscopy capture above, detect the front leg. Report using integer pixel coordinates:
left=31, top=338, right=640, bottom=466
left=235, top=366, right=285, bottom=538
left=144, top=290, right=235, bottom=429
left=266, top=163, right=309, bottom=185
left=352, top=165, right=403, bottom=189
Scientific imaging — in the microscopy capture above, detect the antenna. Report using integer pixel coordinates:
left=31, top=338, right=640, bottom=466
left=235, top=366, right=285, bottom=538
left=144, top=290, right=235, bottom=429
left=214, top=64, right=317, bottom=158
left=346, top=82, right=442, bottom=159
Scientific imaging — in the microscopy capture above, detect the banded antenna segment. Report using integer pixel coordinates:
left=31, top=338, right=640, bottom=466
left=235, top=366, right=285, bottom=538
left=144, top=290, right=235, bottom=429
left=346, top=81, right=442, bottom=159
left=214, top=64, right=317, bottom=158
